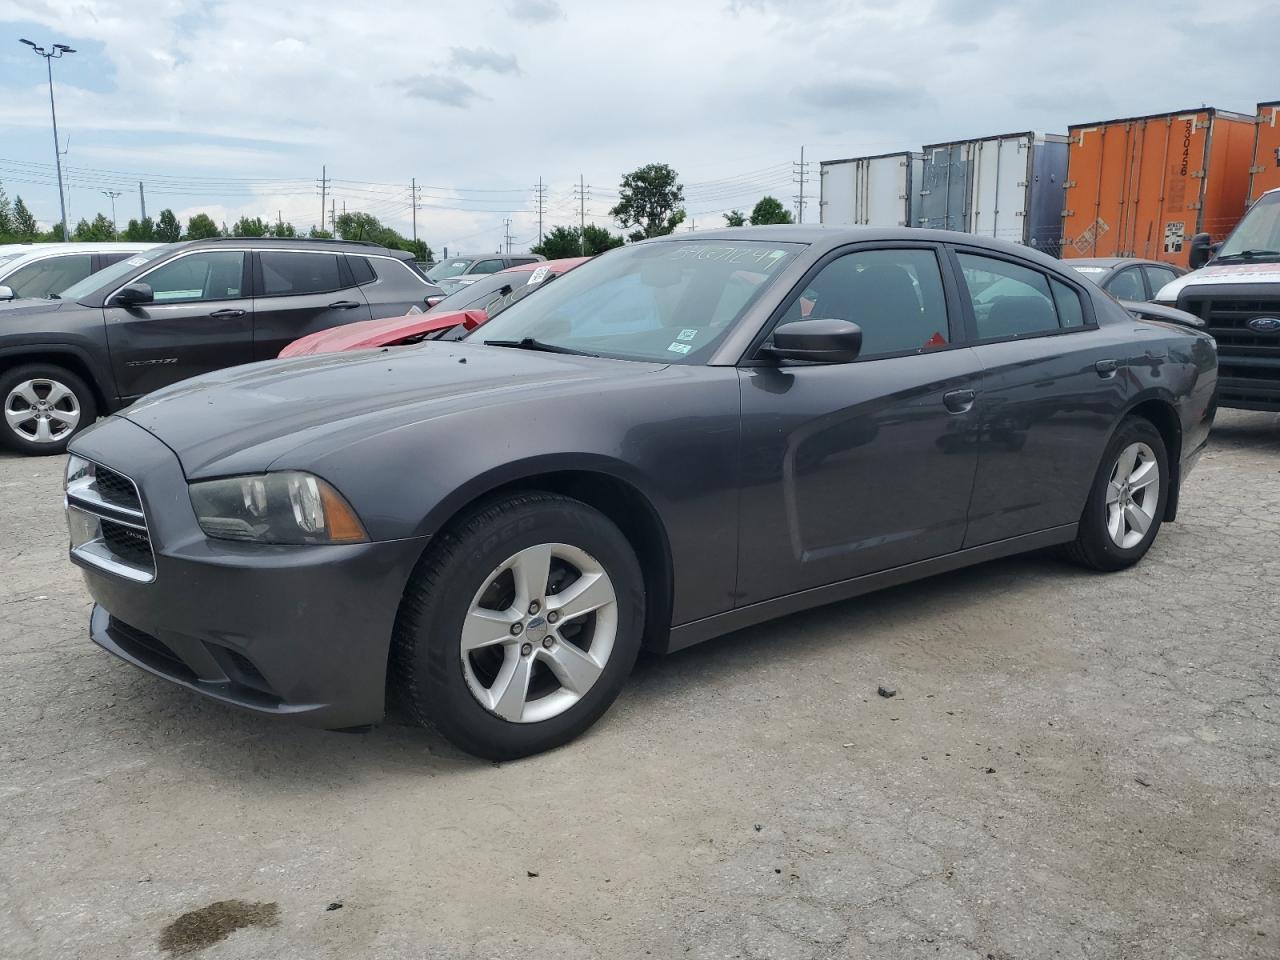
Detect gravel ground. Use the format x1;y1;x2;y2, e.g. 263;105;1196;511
1;410;1277;960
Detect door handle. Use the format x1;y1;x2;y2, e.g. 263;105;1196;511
209;309;246;319
1095;359;1119;378
943;389;976;414
329;300;361;310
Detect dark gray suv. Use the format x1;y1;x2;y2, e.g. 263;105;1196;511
0;237;444;455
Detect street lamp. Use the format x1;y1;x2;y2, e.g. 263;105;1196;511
102;190;121;238
19;39;76;242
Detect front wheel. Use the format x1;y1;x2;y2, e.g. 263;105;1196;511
1063;417;1169;571
392;492;645;760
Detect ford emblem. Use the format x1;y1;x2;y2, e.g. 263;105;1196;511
1247;316;1280;333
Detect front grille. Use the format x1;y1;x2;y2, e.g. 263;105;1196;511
66;461;156;582
106;617;196;682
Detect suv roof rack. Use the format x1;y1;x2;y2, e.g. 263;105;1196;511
195;236;387;248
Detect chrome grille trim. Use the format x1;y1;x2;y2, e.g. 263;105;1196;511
66;459;156;583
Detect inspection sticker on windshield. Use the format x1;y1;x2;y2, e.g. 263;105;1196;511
667;341;692;355
406;305;423;315
527;266;550;285
676;328;698;341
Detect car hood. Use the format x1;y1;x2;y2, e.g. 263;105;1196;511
1156;261;1280;301
117;341;664;478
278;309;485;357
0;297;70;318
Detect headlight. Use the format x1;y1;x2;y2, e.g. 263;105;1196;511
65;454;92;489
189;472;368;545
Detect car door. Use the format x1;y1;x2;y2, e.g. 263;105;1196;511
104;249;253;400
951;246;1130;546
251;250;373;359
735;243;983;604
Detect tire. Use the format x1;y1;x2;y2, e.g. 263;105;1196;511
0;364;98;456
1063;417;1169;572
391;492;645;760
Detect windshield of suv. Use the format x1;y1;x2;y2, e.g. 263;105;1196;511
1216;192;1280;262
426;258;476;282
58;244;179;301
467;240;802;363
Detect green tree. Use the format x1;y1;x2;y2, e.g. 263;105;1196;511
184;213;221;240
154;209;182;242
610;163;686;242
123;217;156;242
531;225;583;259
267;220;296;238
582;224;625;255
10;196;38;240
749;196;794;225
73;214;116;241
0;183;12;238
723;209;747;227
308;225;334;239
231;215;269;237
335;210;431;261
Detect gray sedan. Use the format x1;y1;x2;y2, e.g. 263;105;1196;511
65;227;1217;759
1065;257;1186;301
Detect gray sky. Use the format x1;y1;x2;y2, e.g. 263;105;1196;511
1;0;1276;253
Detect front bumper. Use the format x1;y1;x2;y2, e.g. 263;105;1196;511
69;416;429;729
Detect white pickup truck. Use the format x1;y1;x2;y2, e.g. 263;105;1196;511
1154;187;1280;411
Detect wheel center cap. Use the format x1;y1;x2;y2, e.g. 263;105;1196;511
526;615;549;642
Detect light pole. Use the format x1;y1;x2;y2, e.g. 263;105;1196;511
19;39;75;241
102;190;121;237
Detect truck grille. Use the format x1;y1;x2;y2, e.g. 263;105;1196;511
1181;294;1280;407
65;460;156;582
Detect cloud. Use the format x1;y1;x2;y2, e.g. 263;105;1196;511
507;0;564;22
794;76;930;113
448;46;520;75
401;73;483;108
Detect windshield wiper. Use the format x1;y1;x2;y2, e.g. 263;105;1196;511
482;337;597;357
1214;249;1280;263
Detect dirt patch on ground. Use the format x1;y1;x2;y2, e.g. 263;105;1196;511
158;900;279;956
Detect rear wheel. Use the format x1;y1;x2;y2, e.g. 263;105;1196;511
1063;417;1169;571
0;364;97;456
392;492;645;760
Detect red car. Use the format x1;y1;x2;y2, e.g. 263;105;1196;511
279;257;589;358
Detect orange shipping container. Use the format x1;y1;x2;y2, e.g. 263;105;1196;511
1250;100;1280;202
1061;107;1256;268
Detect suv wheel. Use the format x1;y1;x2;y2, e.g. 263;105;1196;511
0;364;97;456
1063;417;1169;571
392;492;645;760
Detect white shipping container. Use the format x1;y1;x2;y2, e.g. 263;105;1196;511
819;152;923;227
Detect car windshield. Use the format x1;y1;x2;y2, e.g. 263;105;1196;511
467;240;802;363
58;244;178;301
426;258;475;282
1216;192;1280;262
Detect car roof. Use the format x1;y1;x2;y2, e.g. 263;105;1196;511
652;224;1068;269
1065;257;1177;269
179;236;399;254
0;242;160;269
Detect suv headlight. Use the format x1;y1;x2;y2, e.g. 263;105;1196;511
189;472;368;545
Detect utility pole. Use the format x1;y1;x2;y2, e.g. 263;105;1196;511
793;146;811;224
573;175;590;255
138;181;146;220
20;39;75;241
316;165;329;235
331;199;337;238
410;178;422;244
534;177;547;245
101;190;121;236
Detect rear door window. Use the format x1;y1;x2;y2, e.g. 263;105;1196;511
957;253;1062;339
469;259;505;275
260;251;345;296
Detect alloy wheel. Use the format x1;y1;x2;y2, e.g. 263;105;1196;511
4;378;81;445
1106;441;1159;549
460;542;618;723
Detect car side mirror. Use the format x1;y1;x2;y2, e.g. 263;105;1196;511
1188;233;1214;269
764;318;863;363
113;282;154;307
0;285;13;301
